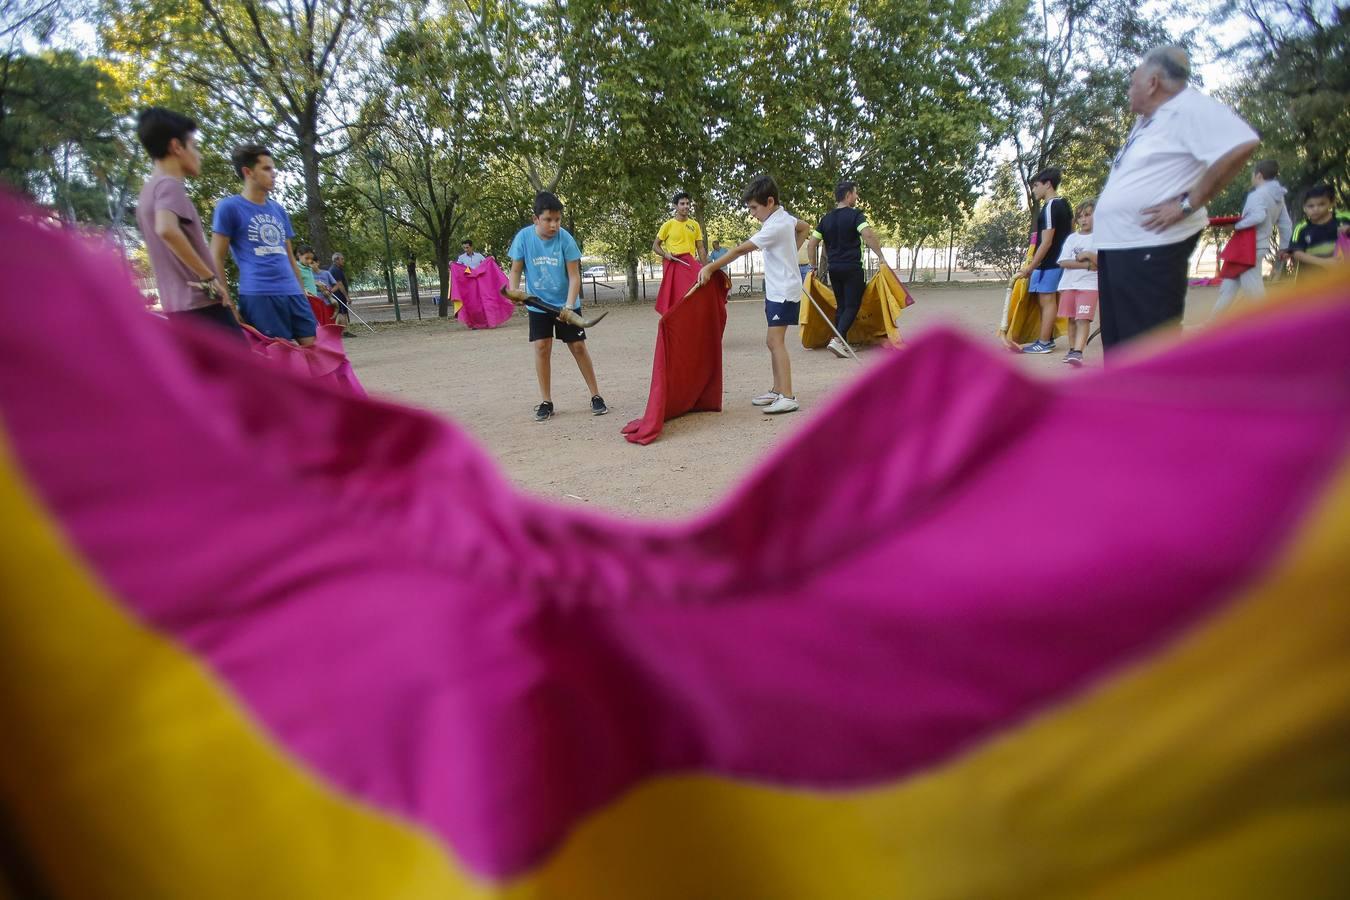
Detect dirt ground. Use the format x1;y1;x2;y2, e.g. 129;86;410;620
345;282;1223;520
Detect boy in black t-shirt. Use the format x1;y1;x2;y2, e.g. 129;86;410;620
1016;167;1073;354
805;180;893;358
1287;184;1350;276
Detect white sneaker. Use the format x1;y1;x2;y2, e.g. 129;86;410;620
762;395;799;414
751;390;781;406
827;337;848;358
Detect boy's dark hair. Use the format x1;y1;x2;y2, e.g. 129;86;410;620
461;238;473;246
1032;168;1062;189
296;244;314;257
835;180;857;202
1253;159;1279;180
741;174;780;206
533;191;564;216
137;107;197;160
1304;183;1335;203
672;191;690;205
231;144;272;179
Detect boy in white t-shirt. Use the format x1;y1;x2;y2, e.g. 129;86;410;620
1054;200;1098;366
697;174;811;414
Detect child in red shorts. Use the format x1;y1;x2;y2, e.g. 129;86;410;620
1055;200;1098;366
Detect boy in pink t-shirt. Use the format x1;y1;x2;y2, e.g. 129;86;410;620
134;107;240;336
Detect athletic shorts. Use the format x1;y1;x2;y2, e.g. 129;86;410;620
527;309;586;343
238;293;317;340
765;299;800;326
1029;267;1064;293
1058;289;1098;320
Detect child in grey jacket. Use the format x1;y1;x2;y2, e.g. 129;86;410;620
1213;159;1293;315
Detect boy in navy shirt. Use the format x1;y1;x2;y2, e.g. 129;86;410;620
211;144;315;344
1016;167;1073;354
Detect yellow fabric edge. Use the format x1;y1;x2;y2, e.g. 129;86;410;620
3;439;1349;897
0;441;488;899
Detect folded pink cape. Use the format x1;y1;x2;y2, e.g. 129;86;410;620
3;196;1349;889
654;253;700;316
450;257;513;329
242;322;366;396
622;272;729;444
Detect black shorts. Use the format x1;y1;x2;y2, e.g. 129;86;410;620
527;309;587;343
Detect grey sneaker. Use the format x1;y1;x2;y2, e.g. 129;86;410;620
762;395;800;414
591;395;609;415
1064;349;1084;366
751;390;782;406
827;337;848;358
534;401;554;422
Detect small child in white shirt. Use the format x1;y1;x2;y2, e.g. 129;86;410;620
1055;200;1099;366
697;174;811;414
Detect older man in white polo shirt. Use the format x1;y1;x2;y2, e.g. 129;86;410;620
1095;46;1259;352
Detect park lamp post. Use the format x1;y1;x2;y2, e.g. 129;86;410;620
366;148;402;322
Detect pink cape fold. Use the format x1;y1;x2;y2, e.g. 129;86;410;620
2;197;1349;878
243;323;366;396
654;253;699;316
451;257;514;329
622;273;729;444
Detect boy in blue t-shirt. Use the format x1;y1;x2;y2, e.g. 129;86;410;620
210;144;316;344
508;191;607;422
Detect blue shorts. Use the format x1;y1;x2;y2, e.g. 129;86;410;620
1029;267;1064;293
765;299;800;326
239;293;318;340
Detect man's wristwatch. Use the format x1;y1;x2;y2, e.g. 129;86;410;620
1178;192;1194;215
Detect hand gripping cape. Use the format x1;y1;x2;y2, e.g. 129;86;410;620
653;252;700;316
3;197;1349;898
799;268;914;349
622;272;729;444
450;257;515;329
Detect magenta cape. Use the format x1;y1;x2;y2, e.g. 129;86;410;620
242;322;366;396
622;273;729;444
653;253;699;316
2;197;1349;888
450;256;513;328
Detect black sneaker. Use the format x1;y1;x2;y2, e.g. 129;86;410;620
534;401;554;422
591;395;609;416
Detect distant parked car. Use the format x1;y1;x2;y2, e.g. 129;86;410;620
582;265;610;279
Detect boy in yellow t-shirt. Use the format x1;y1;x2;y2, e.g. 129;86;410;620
652;191;708;264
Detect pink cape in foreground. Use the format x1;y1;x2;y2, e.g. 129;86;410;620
1;196;1348;887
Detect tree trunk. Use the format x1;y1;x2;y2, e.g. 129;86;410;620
626;256;639;303
298;123;331;262
908;238;927;281
407;255;421;320
436;233;452;318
